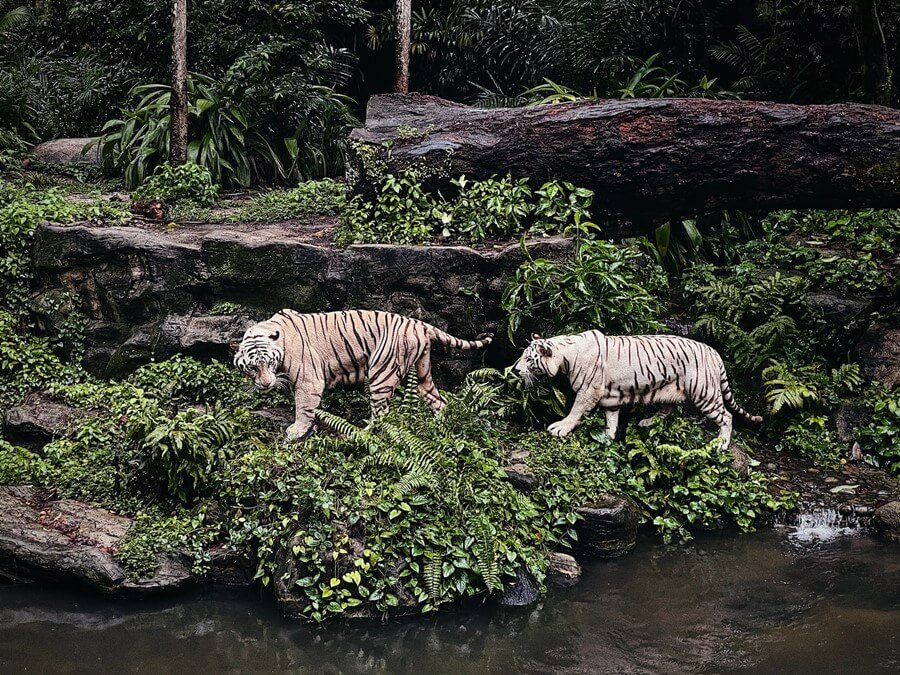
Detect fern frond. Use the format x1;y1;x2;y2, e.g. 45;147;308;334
424;551;442;601
472;521;501;593
762;361;819;413
314;409;375;445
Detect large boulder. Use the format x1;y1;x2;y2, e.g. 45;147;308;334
0;486;192;595
3;393;90;451
32;220;573;383
30;138;101;167
871;501;900;542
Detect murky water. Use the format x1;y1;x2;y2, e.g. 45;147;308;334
1;528;897;674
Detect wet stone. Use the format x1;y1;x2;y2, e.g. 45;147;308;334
547;552;581;588
0;486;192;595
871;501;900;542
498;567;541;607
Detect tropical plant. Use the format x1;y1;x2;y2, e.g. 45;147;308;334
125;398;246;503
95;74;283;188
502;230;666;341
446;174;533;240
858;384;900;475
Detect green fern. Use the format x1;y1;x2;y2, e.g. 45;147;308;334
314;409;375;445
830;363;862;394
762;361;819;413
424;550;443;601
471;520;502;593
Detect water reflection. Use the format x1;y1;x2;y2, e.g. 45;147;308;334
1;530;897;674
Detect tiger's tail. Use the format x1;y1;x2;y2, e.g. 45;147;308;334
720;365;763;423
429;327;493;351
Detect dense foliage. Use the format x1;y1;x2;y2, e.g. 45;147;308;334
1;169;898;620
338;171;593;244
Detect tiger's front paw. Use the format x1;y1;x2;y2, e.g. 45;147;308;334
547;420;574;437
286;422;315;441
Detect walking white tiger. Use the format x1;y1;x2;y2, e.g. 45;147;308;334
234;309;492;440
512;330;762;448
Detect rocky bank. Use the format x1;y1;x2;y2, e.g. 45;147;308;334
32;219;573;383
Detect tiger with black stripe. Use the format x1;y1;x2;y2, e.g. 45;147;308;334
234;309;493;440
512;331;762;448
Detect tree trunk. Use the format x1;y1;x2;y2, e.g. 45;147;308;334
393;0;411;93
348;94;900;228
169;0;189;165
853;0;892;106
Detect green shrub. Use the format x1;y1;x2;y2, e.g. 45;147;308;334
858;385;900;475
0;311;83;411
619;415;793;541
225;387;554;620
96;75;281;188
502;234;666;340
764;209;900;253
775;416;843;468
525;413;794;544
682;264;823;377
746;239;887;293
0;182;127;312
126;355;254;408
132;162;219;206
125;399;248;503
40;428;122;506
762;361;861;415
235;179;345;221
340;171;437;245
113;511;197;579
0;441;43;484
338;173;595;245
446;174;532;240
532;180;594;234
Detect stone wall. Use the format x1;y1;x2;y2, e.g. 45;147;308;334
31;221;573;383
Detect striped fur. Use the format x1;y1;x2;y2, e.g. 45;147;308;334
512;330;762;448
234;309;492;439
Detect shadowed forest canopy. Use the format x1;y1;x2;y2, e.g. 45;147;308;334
1;2;899;185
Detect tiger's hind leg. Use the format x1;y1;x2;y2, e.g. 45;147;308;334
415;348;446;412
696;397;733;450
368;366;403;417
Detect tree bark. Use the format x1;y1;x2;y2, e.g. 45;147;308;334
169;0;189;165
393;0;411;93
348;94;900;227
853;0;892;106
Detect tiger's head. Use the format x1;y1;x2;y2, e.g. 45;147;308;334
233;321;285;390
512;334;561;386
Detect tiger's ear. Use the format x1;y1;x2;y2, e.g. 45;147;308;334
228;342;240;354
538;343;553;358
531;333;542;342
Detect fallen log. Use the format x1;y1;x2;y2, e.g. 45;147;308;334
348;94;900;228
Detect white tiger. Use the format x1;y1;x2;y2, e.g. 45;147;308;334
512;331;762;448
234;309;492;440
